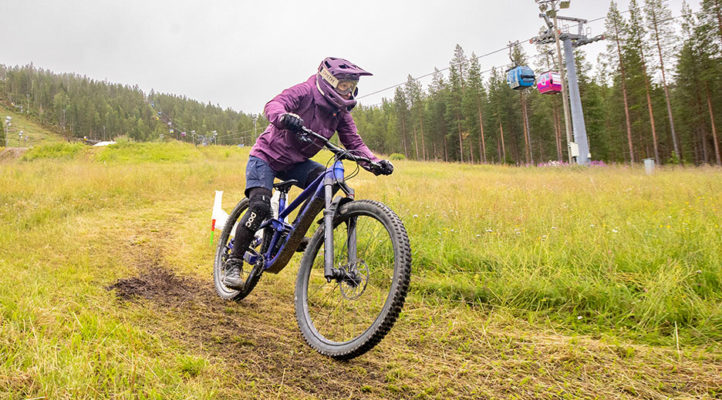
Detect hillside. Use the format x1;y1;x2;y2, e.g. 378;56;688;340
0;64;266;147
0;102;66;147
1;144;720;398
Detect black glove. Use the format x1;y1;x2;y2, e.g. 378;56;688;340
379;160;394;175
371;160;394;176
279;112;303;132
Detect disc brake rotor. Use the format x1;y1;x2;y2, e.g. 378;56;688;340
339;261;369;300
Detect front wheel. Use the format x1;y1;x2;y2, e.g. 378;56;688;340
294;200;412;359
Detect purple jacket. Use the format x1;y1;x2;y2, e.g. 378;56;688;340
250;75;380;172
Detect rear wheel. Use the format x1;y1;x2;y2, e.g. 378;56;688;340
294;200;411;359
213;199;263;301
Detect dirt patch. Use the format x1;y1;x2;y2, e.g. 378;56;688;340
0;147;28;162
107;264;199;304
107;261;386;399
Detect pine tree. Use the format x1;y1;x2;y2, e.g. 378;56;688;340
488;67;513;163
645;0;681;161
606;1;636;163
429;67;449;161
464;54;488;163
393;87;410;158
698;0;722;164
446;44;468;162
701;0;722;45
627;0;662;163
404;75;427;160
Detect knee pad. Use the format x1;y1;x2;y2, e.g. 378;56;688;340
241;188;271;232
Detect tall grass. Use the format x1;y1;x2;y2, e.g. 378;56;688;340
1;142;720;396
363;162;722;344
5;143;721;345
0;158;237;398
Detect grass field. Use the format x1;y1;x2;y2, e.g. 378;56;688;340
1;141;720;399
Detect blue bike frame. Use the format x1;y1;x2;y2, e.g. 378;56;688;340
242;159;352;277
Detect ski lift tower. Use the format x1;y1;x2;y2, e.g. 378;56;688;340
533;1;603;165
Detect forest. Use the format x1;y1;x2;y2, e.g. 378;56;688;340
352;0;721;166
1;0;720;165
0;68;266;148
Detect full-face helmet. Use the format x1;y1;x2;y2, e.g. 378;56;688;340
316;57;372;111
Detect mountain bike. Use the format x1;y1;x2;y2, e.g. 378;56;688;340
213;127;412;359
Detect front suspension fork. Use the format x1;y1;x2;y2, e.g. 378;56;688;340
323;194;358;282
323;182;336;281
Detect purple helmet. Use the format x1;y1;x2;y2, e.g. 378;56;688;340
316;57;372;111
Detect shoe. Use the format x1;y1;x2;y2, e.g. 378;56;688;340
296;237;311;253
223;257;244;289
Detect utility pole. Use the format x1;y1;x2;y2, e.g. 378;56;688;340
554;11;573;163
533;1;603;165
537;0;572;163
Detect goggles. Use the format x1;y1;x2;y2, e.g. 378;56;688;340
335;80;358;95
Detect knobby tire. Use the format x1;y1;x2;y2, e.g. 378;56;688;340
294;199;412;359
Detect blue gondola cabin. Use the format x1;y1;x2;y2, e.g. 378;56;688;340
537;71;562;94
507;66;535;90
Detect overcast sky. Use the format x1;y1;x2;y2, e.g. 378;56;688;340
0;0;698;114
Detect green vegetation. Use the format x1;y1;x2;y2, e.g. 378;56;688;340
21;142;86;160
0;112;5;147
0;68;265;146
1;143;719;398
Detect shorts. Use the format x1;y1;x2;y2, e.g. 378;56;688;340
245;156;325;196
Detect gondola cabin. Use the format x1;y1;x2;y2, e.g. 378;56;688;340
537;71;562;94
507;66;535;90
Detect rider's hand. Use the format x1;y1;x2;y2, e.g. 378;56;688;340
379;160;394;175
370;160;394;176
279;112;303;132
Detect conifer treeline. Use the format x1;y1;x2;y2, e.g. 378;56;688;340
0;64;266;146
353;0;721;165
0;0;718;165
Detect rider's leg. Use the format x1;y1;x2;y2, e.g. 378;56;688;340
277;160;326;252
277;159;326;190
224;157;275;289
224;187;271;288
230;187;272;259
303;165;326;188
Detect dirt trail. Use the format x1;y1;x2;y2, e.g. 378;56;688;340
108;254;388;399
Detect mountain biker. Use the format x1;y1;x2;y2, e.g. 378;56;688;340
224;57;394;289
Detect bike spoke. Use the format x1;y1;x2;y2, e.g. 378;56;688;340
304;212;397;343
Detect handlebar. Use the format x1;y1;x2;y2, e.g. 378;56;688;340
298;126;379;168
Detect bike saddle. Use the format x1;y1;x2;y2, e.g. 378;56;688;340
273;179;298;193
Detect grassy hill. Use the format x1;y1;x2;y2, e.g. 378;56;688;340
0;102;67;148
1;143;720;398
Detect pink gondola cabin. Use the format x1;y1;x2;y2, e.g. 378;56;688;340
537;71;562;94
